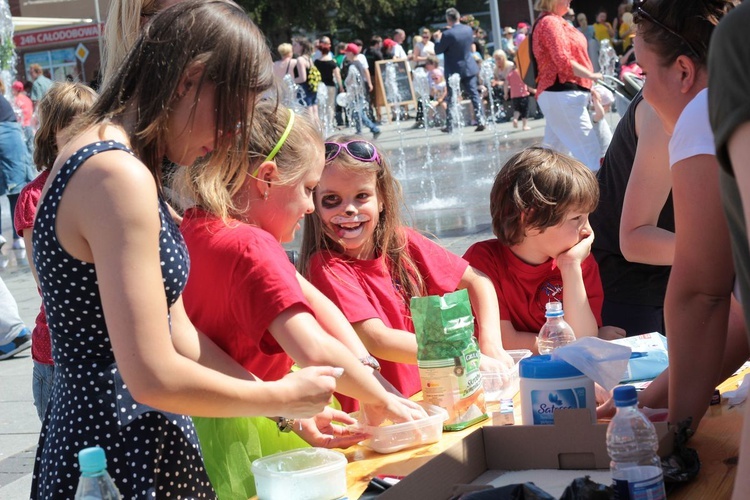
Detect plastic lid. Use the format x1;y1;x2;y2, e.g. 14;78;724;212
519;355;584;379
78;446;107;474
545;302;564;317
613;385;638;407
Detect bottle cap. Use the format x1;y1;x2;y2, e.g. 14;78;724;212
613;385;638;407
544;302;564;317
78;446;107;474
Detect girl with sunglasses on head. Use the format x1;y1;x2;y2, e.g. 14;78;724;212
178;102;426;499
626;0;738;432
299;135;514;411
31;2;345;498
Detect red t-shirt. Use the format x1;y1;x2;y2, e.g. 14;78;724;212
307;227;468;410
14;93;33;127
533;13;594;96
181;208;313;381
14;170;53;365
463;239;603;334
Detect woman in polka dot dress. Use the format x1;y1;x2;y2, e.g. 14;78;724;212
30;2;342;498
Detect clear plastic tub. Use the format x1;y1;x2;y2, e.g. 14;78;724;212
481;349;532;402
251;447;347;500
350;402;448;454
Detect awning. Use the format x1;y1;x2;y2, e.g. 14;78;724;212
12;16;93;33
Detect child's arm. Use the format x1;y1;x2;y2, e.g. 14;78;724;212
457;266;514;368
555;230;599;339
591;89;605;123
296;272;371;358
353;319;419;364
498;320;539;352
23;229;40;288
268;306;426;423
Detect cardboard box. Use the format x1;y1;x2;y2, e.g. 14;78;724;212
378;409;673;500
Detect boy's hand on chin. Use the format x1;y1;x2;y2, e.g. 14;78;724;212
556;231;595;268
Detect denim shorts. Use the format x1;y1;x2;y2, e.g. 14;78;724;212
32;361;55;421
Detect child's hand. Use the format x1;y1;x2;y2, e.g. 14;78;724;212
360;393;428;426
294;407;369;449
480;351;514;373
555;228;595;268
598;325;626;340
274;366;341;419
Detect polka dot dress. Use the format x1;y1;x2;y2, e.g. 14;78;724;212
30;142;216;499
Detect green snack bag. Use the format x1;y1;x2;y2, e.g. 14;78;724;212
411;289;488;431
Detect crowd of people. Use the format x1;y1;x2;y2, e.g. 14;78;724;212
2;0;750;498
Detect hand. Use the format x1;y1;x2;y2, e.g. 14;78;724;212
555;226;594;269
367;82;373;92
273;366;342;419
360;393;428;426
591;72;603;82
594;382;612;406
596;394;616;420
598;325;626;340
294;407;369;449
480;350;515;373
433;30;442;41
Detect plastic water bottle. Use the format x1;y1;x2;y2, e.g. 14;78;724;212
606;385;666;500
74;446;122;500
537;302;576;354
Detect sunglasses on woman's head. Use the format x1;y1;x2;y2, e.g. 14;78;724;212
633;0;701;59
324;140;382;165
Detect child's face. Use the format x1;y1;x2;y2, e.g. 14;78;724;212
261;147;325;243
528;210;591;259
316;161;382;260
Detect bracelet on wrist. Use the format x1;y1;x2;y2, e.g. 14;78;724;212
359;355;381;372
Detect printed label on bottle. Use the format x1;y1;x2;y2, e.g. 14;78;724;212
529;387;587;425
613;466;666;500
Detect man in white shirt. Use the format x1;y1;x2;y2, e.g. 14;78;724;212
392;29;408;59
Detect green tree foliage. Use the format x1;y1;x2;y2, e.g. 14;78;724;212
236;0;455;51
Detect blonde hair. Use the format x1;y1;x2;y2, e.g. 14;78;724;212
534;0;558;13
102;0;158;90
278;43;293;58
490;147;599;246
299;134;427;301
80;0;273;220
34;83;97;171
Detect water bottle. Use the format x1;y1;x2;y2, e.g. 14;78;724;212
74;446;122;500
537;302;576;355
606;385;666;500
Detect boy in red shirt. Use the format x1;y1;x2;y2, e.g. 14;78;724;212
464;147;624;352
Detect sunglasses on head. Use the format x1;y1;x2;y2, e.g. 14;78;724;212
633;0;701;59
324;140;382;165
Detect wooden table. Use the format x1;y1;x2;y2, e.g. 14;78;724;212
342;368;750;499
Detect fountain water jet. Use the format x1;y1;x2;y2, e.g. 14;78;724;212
384;62;407;173
316;84;335;138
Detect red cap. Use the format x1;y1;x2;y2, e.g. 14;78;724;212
517;22;528;29
345;43;360;55
11;81;23;91
383;38;397;49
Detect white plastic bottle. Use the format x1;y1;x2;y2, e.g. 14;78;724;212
537;302;576;355
74;446;122;500
606;385;666;500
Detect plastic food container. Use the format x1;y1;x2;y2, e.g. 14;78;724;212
251;448;347;500
481;349;532;401
350;402;448;454
519;354;596;425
